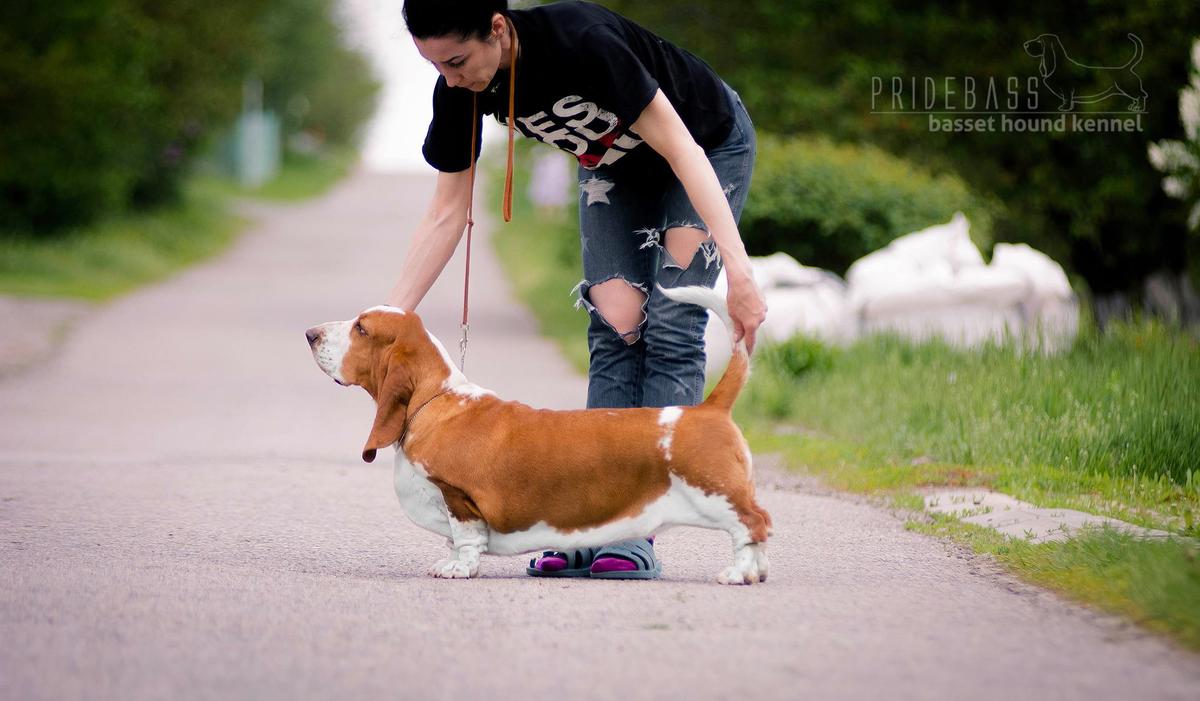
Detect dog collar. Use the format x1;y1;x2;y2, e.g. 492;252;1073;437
398;389;452;448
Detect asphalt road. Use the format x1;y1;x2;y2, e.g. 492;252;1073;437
2;171;1198;700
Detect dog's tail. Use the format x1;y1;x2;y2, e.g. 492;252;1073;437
656;284;749;413
1124;33;1143;69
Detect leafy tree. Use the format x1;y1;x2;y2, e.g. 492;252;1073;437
255;0;379;147
0;0;377;235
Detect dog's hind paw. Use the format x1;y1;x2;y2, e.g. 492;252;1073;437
716;544;767;585
716;565;759;585
428;558;477;579
754;545;770;583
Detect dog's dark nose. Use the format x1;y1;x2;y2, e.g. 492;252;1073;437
305;327;321;346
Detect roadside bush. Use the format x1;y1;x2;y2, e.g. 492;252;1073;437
759;335;837;379
747;335;839;419
741;135;998;273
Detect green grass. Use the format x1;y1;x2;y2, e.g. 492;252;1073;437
486;148;1200;648
204;147;357;202
909;517;1200;649
0;148;354;301
0;178;241;301
740;331;1200;649
739;330;1200;536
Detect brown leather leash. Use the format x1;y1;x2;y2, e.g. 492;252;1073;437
460;23;518;371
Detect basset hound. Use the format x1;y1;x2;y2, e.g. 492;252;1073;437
306;285;771;584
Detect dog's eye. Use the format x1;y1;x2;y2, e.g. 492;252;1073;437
355;322;368;336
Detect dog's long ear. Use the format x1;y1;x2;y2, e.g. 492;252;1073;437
1041;36;1056;76
362;347;415;463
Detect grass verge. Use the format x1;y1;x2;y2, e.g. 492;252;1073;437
910;517;1200;649
204;147;357;202
740;331;1200;649
738;330;1200;535
487;149;1200;649
0;178;240;301
0;149;353;301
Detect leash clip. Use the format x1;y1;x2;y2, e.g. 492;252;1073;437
458;322;470;371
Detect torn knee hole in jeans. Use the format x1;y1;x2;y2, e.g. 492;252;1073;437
636;224;717;271
662;225;721;271
572;276;648;345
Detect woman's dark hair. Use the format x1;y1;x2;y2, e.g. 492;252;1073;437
403;0;509;41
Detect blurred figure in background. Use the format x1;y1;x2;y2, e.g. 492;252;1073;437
528;151;571;218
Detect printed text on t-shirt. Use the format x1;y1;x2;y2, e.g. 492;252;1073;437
517;96;644;169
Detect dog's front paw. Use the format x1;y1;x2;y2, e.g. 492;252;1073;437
428;558;477;579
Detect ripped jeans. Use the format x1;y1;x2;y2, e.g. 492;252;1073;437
574;84;756;410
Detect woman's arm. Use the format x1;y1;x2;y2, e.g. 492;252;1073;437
630;90;767;351
386;169;474;310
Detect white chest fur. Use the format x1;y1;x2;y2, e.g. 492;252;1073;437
393;449;452;539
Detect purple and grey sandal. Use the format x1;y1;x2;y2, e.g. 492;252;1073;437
526;547;599;578
524;539;661;579
589;538;661;579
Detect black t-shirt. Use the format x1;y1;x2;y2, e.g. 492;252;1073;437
421;1;734;173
